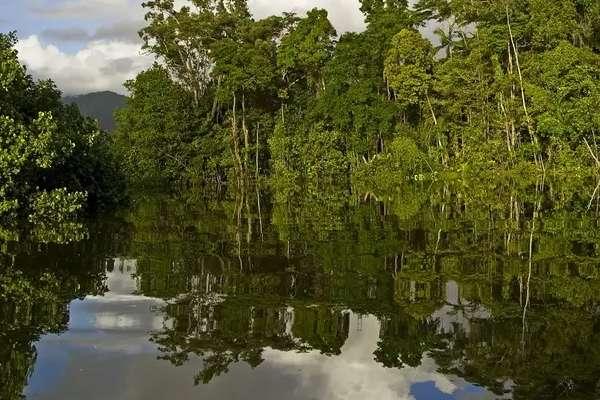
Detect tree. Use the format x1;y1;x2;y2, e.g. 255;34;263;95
528;0;578;50
384;29;436;124
277;8;337;96
526;42;600;161
212;15;286;182
114;65;207;185
0;32;123;224
358;0;414;88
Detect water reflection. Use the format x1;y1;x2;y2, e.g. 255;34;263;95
245;314;493;400
3;179;600;399
68;262;167;333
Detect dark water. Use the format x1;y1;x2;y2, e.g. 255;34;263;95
4;180;600;400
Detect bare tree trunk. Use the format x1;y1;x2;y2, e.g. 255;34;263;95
587;179;600;211
507;41;517;151
499;93;512;153
584;137;600;168
426;92;438;126
255;122;260;180
507;10;531;126
427;92;445;165
231;93;243;187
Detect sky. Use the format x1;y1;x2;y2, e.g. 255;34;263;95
0;0;368;95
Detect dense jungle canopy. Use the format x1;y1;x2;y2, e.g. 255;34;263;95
112;0;600;190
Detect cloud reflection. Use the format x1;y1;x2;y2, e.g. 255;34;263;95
263;314;460;400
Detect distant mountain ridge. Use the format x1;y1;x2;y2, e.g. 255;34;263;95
63;91;127;132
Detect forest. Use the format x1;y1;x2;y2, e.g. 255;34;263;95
113;0;600;192
0;0;599;221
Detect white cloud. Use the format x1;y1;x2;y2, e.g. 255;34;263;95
250;0;365;33
15;35;153;95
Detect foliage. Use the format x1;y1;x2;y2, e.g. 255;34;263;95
277;8;336;95
269;122;350;186
384;29;434;110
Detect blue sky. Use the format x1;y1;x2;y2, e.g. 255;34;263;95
0;0;148;52
0;1;368;95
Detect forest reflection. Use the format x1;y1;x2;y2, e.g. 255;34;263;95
3;178;600;399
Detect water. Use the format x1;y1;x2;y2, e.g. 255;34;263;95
3;180;600;399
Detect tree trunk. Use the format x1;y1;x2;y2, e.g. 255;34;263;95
231;92;243;187
427;93;447;167
426;92;438;126
507;6;543;170
584;137;600;168
209;76;221;122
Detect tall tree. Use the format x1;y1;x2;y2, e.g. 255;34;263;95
384;29;435;123
277;8;337;96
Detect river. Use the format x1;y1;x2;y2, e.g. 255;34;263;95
4;180;600;399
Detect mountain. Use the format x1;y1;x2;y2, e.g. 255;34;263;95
63;91;127;132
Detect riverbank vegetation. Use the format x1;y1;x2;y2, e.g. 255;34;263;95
113;0;600;190
1;0;599;227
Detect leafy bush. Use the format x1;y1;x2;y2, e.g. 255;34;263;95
270;122;350;186
28;189;86;224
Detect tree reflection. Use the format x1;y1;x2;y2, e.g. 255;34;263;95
0;220;123;399
121;178;600;398
4;177;600;399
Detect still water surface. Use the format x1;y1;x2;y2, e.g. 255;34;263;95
4;181;600;399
